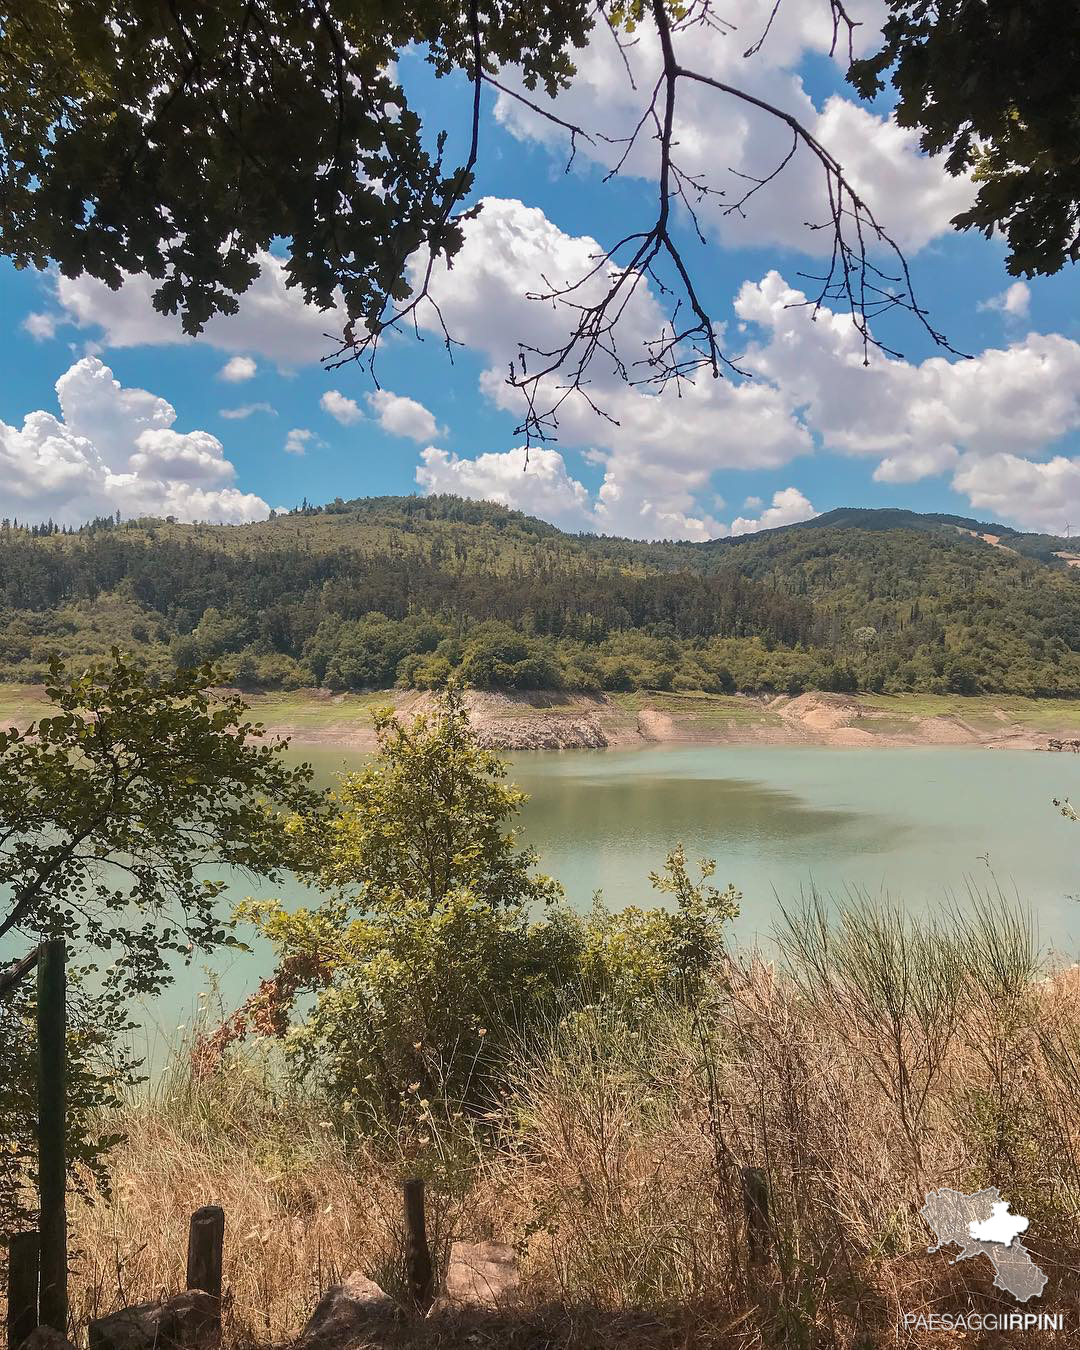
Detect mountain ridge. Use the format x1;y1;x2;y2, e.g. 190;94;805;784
1;495;1078;697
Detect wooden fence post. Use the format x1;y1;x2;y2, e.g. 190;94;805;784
186;1205;225;1317
6;1231;40;1350
741;1166;771;1267
402;1179;433;1308
36;938;67;1333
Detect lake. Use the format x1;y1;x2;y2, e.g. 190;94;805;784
9;745;1080;1050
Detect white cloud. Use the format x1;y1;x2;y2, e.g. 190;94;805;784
51;250;347;366
415;442;815;541
320;389;364;425
219;402;276;420
219;355;257;382
952;453;1080;535
978;281;1031;318
417;446;593;529
284;427;316;456
0;357;270;525
493;0;971;256
23;312;57;341
415;198;1080;538
739;268;1080;502
366;389;442;442
742;495;763;511
729;487;818;535
418;197;811;539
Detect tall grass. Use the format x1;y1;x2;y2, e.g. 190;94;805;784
45;891;1080;1346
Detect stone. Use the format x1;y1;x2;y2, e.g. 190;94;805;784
297;1272;394;1349
159;1291;221;1348
88;1291;220;1350
430;1241;521;1314
88;1302;162;1350
17;1329;79;1350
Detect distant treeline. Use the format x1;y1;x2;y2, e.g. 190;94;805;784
1;494;1079;696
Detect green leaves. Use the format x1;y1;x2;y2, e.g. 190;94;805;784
240;691;740;1138
849;0;1080;277
0;648;324;996
0;0;595;336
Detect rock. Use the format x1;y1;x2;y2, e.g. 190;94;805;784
89;1303;163;1350
89;1292;220;1350
429;1241;521;1315
17;1329;78;1350
159;1291;221;1348
297;1272;394;1349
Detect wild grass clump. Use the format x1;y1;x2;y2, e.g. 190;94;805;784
45;888;1080;1349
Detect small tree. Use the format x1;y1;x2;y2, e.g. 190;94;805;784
0;650;323;1231
238;690;743;1133
240;688;573;1125
0;650;321;993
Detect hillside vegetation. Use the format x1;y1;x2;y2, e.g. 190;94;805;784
2;496;1080;696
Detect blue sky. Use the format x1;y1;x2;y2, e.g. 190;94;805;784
3;0;1079;540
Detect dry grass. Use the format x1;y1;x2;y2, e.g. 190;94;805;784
32;899;1080;1348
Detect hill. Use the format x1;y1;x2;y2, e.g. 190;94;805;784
2;495;1080;697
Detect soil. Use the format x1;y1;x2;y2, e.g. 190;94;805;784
252;688;1080;753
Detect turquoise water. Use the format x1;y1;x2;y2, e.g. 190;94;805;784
6;745;1080;1049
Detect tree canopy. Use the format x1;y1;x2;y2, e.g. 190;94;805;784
2;497;1080;697
0;650;322;994
851;0;1080;278
3;1;1076;442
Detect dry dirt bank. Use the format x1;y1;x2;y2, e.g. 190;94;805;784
5;684;1080;752
249;688;1080;753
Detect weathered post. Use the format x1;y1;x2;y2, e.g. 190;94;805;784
6;1231;40;1350
186;1205;226;1319
741;1165;771;1267
402;1179;433;1308
36;938;67;1333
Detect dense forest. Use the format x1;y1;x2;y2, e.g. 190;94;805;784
2;495;1080;696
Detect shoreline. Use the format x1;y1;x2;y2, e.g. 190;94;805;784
6;684;1079;753
213;686;1080;753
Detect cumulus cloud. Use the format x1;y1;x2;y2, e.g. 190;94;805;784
979;281;1031;319
417;446;593;528
320;389;364;425
729;487;818;535
411;197;1080;538
952;453;1080;536
415;443;814;540
284;427;317;455
219;402;276;420
733;270;1080;528
493;0;971;256
49;250;347;366
219;355;257;382
0;357;271;525
366;389;442;442
416;197;811;539
23;312;57;341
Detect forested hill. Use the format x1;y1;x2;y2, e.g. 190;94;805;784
2;495;1080;696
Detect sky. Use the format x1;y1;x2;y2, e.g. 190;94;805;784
2;0;1079;542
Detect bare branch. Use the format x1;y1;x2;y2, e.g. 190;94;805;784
325;0;959;458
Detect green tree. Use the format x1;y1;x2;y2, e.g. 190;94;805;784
0;650;322;1238
0;650;321;994
851;0;1080;276
240;688;572;1122
0;0;591;335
